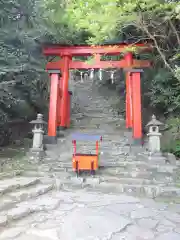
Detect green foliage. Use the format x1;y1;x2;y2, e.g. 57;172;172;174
42;0;92;44
64;0;179;44
0;0;54;144
162;117;180;157
163;139;180;158
150;69;180;114
0;0;77;123
0;0;91;145
0;0;179;150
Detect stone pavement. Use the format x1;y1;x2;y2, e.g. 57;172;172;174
0;189;180;239
0;78;180;239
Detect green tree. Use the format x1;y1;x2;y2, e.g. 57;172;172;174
44;0;180;155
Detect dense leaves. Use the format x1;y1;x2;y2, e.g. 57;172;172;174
1;0;180;153
44;0;180;112
0;0;70;144
0;0;47;123
43;0;180;154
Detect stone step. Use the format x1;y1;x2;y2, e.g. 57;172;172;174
50;160;178;176
62;167;175;184
0;183;53;212
98;175;173;185
23;171;52;178
61;177;180;199
46;165;179;190
89;183;180;199
0;177;40;196
85;107;112;110
7;183;54;203
0;170;23;180
98;167;175;180
99;160;178;172
66;166;176;181
79;121;121;126
83;114;114;118
67;142;128;148
0;192;60;227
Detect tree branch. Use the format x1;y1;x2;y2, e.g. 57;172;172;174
169;19;180;45
136;15;174;73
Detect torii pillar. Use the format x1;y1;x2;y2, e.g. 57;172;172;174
124;53;133;130
46;69;61;143
125;68;143;145
59;55;71;129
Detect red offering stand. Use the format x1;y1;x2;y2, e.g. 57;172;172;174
71;133;102;176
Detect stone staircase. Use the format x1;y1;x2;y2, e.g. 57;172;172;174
0;79;180;239
0;76;179;239
43;78;180;202
0;171;54;228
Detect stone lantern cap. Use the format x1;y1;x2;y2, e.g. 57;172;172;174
30;114;47;125
146;115;163;127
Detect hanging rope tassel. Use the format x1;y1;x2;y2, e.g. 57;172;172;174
90;69;94;80
70;70;74;81
111;71;114;84
84;72;88;82
99;68;102;81
80;72;83;83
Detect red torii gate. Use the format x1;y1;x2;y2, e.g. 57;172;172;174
43;43;151;144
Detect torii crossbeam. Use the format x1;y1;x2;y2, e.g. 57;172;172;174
43;43;152;144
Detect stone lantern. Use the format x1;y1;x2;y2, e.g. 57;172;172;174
146;115;163;153
30;113;46;153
